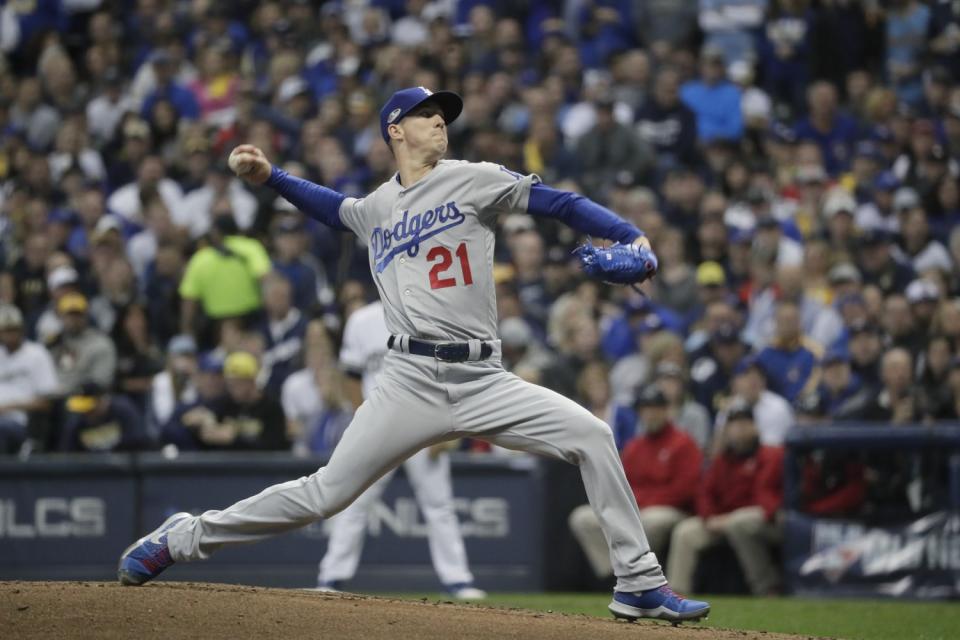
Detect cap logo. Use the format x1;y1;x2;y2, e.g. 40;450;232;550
387;107;402;123
418;86;433;96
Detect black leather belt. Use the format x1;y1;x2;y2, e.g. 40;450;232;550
387;335;493;362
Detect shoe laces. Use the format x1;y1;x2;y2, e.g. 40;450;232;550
659;585;687;601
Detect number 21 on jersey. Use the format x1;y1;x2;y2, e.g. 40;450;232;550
428;242;473;289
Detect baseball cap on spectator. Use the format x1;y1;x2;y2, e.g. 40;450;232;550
634;385;668;408
47;266;79;291
726;396;754;422
48;208;74;225
871;125;895;144
499;317;533;349
742;92;772;122
492;263;515;284
728;226;754;244
379;87;463;144
275;217;305;234
696;261;726;287
848;319;880;336
796;165;827;185
93;215;122;243
0;303;23;330
224;351;259;379
905;279;940;304
822;189;857;219
122;118;150;140
893;187;920;212
502;213;535;235
828;263;861;285
638;314;664;334
623;296;651;315
768;122;797;144
734;355;765;377
168;334;198;355
858;228;890;248
278;76;311;104
873;171;899;192
795;392;827;418
853;140;882;163
701;43;725;61
821;347;850;366
57;292;88;315
198;352;224;374
655;362;684;379
66;382;106;414
149;49;175;66
712;323;742;344
926;145;948;164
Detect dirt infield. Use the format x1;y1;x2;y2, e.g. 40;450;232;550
2;581;810;640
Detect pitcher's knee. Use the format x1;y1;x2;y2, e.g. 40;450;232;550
574;417;617;454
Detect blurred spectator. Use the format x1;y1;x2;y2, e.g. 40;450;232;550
846;347;922;423
756;301;820;403
654;361;711;451
149;334;198;433
856;229;916;296
162;351;226;450
59;383;144;453
576;361;634;451
680;45;743;143
569;386;702;578
140;49;200;122
181;161;258;238
846;319;884;389
178;217;271;345
698;0;766;64
575;94;653;201
0;231;51;325
270;215;330;313
107;155;184;226
689;322;750;418
0;304;58;454
719;356;794;446
281;321;351;456
794;392;868;517
258;271;307;395
48;293;117;395
635;66;698;170
815;348;870;419
885;0;930;107
668;399;783;596
794;81;859;176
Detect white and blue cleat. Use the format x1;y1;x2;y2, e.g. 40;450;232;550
608;585;710;625
117;512;191;586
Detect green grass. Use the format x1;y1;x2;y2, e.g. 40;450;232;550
383;592;960;640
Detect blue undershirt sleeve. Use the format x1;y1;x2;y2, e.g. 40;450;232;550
266;166;350;232
526;183;643;244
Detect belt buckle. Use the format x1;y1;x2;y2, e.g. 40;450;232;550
434;343;457;362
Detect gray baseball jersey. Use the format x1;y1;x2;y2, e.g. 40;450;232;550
162;159;666;595
339;160;538;341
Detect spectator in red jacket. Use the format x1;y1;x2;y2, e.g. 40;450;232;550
795;392;867;517
667;398;784;595
568;386;702;577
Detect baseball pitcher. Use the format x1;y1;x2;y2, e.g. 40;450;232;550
118;87;710;624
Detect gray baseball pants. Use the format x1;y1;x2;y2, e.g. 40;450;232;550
165;345;666;593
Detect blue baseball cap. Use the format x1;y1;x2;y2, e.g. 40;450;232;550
379;87;463;144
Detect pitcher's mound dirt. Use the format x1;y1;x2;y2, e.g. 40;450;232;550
3;581;808;640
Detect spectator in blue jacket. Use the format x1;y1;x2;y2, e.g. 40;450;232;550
793;81;860;175
680;45;743;143
756;300;820;403
140;50;200;122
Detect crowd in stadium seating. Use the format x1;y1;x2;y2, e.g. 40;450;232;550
0;1;957;585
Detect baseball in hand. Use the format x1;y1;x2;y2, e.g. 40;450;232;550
228;145;272;185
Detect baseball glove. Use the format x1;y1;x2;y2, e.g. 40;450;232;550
572;241;658;286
